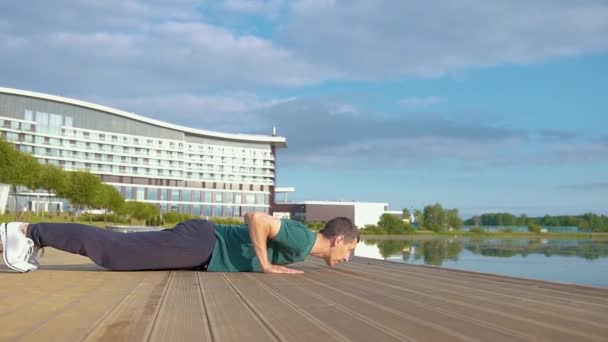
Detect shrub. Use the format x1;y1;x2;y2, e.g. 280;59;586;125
305;221;325;231
469;227;485;234
528;223;542;234
211;217;244;225
145;215;166;226
163;212;192;224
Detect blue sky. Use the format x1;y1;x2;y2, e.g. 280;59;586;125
1;0;607;218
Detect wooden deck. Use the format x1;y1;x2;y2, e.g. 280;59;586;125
1;248;607;341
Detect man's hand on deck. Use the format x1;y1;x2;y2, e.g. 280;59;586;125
263;265;304;274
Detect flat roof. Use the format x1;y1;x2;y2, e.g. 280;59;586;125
301;200;389;206
0;87;287;147
275;187;296;192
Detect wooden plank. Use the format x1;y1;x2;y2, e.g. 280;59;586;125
0;248;104;316
2;249;607;342
284;272;526;342
83;271;171;342
197;272;275;341
318;268;599;341
225;272;405;342
348;258;608;323
0;270;108;340
342;261;608;332
147;271;212;342
17;272;148;341
352;257;608;307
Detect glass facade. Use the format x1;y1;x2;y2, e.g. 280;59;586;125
0;90;282;217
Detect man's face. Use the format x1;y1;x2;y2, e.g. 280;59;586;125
325;235;358;266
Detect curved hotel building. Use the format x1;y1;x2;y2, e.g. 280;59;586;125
0;87;286;218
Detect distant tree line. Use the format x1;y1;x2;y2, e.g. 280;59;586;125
464;213;608;232
361;203;463;234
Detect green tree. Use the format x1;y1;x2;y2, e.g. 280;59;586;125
541;215;560;227
528;223;542;234
58;171;102;222
447;209;463;230
414;209;424;228
97;184;124;224
377;213;412;234
37;164;68;217
423;203;447;232
402;208;411;220
123;201;159;223
0;139;42;217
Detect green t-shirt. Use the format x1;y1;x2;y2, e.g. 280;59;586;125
207;219;317;272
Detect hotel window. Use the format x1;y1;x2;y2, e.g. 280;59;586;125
193;191;201;202
246;194;255;204
192;205;201;216
182;190;192;202
235;193;242;204
136;188;145;201
214;206;223;217
24;110;33;121
147;188;158;201
36;112;49;125
171;190;179;202
125;186;132;199
203;191;212;203
203;205;212;217
215;192;222;203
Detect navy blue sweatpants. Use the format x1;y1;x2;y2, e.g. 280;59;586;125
27;219;217;271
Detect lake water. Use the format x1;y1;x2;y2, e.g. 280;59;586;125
355;237;608;288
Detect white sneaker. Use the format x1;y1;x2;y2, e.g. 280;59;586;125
1;222;38;272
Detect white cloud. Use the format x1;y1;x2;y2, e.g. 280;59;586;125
399;96;445;109
0;1;335;96
89;92;295;133
219;0;285;16
280;0;608;78
329;104;358;116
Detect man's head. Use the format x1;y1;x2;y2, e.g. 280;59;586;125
318;217;360;266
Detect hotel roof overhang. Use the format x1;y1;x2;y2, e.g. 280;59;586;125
0;87;287;148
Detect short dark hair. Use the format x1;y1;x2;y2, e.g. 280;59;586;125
319;217;360;243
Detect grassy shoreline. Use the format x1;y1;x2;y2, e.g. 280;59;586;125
361;231;608;240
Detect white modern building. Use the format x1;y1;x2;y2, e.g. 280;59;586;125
273;200;392;228
0;87;286;217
